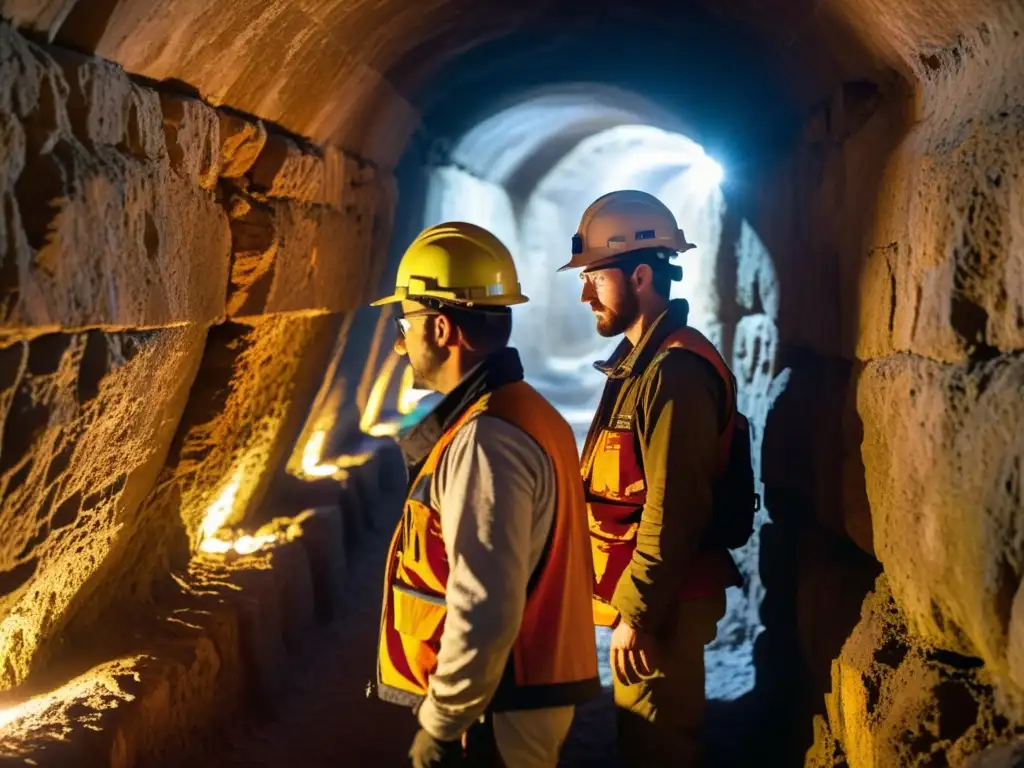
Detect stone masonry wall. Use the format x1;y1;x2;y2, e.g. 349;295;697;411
748;7;1024;765
0;20;394;694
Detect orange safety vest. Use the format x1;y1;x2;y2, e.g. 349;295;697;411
583;326;740;627
377;380;601;710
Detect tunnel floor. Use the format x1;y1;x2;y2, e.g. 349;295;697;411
176;509;619;768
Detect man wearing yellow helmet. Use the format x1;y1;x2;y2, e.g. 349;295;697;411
372;222;601;767
561;191;748;766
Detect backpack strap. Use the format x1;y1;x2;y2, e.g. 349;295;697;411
656;327;738;476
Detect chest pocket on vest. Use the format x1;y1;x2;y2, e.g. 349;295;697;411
401;475;436;570
589;429;646;503
403;500;435;568
392;583;446;644
397;478;447;595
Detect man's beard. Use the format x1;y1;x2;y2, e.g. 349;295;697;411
409;340;448;391
592;288;639;338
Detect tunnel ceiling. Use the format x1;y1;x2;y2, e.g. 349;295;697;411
399;9;812;167
444;85;692;188
3;0;1005;168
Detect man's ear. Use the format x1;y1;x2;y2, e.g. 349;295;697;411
433;313;454;347
632;263;654;292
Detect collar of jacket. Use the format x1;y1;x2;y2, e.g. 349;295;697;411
395;346;525;473
593;298;690;380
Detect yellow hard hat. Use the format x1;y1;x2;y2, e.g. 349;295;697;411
371;222;529;308
558;190;695;273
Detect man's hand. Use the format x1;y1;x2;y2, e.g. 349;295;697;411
409;728;463;768
609;620;658;686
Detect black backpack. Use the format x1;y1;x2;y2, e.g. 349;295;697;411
701;392;760;552
630;333;761;553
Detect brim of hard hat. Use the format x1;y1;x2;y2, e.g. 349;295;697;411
556;244;697;273
369;292;403;307
555;253;640;273
555;256;586;272
369;292;529;308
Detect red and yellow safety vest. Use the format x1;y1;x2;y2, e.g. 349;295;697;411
584;326;740;627
377;380;600;710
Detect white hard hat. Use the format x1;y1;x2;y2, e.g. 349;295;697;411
557;190;695;273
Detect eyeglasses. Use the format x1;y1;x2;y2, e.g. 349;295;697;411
394;309;439;338
580;270;611;288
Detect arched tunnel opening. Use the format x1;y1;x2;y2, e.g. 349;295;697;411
1;2;1023;767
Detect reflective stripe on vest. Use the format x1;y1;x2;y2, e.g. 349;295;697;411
377;380;601;710
583;326;738;628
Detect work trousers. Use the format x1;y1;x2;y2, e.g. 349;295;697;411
463;706;575;767
612;592;727;767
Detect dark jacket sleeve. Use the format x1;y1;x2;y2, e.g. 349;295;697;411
610;348;723;632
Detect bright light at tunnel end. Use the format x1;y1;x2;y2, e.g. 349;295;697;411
692;152;724;188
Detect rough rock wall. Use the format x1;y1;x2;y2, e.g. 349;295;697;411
807;575;1014;768
747;5;1024;765
855;12;1024;705
0;21;394;693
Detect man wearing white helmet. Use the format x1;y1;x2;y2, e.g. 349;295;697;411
372;222;601;767
560;191;752;765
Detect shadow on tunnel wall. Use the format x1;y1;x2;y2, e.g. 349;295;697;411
701;72;912;765
724;346;881;766
697;189;816;767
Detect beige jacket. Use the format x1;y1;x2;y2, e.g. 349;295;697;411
416;414;557;739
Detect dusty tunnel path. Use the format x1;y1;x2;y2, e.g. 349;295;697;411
178;504;619;768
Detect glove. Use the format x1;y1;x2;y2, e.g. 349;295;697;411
408;727;463;767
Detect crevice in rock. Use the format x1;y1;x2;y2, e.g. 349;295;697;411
50;489;82;530
120;97;146;160
163;323;253;470
888;262;897;334
81;473;125;512
15;526;48;560
54;0;124;57
34;483;58;522
0;339;27;390
0;194;22;320
76;330;108;403
0;558;38;597
874;636;910;669
13;144;69;253
927;648;986;671
934;680;981;742
143;212;160;261
864;671;883;715
222;186;278;318
0;383;50;477
949;292;989;347
44;441;74;484
4;458;32;499
26;332;70;374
